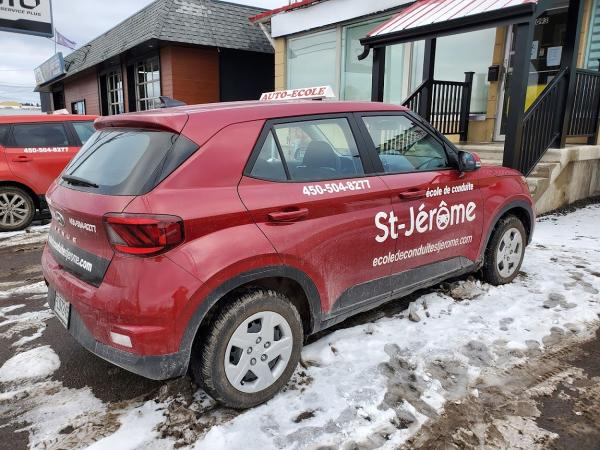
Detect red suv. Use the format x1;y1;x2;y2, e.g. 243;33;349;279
41;101;534;408
0;115;96;231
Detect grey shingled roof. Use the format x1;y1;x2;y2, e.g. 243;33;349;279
63;0;271;79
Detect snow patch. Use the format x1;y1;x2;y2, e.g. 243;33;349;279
0;346;60;382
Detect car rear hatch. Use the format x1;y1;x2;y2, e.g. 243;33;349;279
47;111;198;286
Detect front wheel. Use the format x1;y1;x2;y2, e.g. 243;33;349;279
481;215;526;285
0;186;35;232
191;289;303;409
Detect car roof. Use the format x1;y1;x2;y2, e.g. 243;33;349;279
0;115;97;125
95;101;408;135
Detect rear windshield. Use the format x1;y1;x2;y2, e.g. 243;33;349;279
62;129;198;195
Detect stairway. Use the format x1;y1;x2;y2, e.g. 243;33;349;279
456;143;562;202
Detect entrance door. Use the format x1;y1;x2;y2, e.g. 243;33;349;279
495;8;569;141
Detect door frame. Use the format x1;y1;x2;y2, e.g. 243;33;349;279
494;25;514;142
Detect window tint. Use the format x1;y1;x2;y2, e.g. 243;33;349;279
63;129;197;195
362;115;449;173
0;125;9;146
12;123;69;148
72;122;95;144
249;132;287;181
272;118;364;181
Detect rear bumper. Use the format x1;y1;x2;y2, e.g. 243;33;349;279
42;244;204;380
47;285;188;380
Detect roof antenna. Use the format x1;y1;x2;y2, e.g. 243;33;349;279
159;96;187;108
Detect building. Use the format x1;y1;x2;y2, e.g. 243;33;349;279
251;0;600;213
36;0;274;115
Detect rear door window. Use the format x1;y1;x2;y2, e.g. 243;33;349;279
63;129;197;195
249;117;365;182
72;121;96;145
11;123;69;148
249;132;287;181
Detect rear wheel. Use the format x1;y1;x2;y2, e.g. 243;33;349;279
191;289;303;409
0;186;35;232
481;215;526;285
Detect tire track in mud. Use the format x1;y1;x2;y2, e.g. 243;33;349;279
399;320;600;450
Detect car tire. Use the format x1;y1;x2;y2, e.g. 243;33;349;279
481;215;526;286
0;186;35;232
191;289;303;409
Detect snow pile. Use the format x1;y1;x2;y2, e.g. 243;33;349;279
0;346;60;382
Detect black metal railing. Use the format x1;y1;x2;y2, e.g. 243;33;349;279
568;68;600;138
518;68;568;176
402;72;474;142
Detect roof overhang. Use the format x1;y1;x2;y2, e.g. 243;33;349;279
360;0;538;53
249;0;325;24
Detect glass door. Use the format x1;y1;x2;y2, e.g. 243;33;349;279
495;8;568;141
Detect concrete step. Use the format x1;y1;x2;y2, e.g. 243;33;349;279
526;176;550;198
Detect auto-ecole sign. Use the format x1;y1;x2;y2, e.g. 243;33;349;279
0;0;53;38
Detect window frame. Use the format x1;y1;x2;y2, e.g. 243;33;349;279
135;56;161;112
353;111;460;176
244;113;377;183
106;69;125;115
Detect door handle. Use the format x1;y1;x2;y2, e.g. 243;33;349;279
268;208;309;223
399;190;426;200
12;155;33;163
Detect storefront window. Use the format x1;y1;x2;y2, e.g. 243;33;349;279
287;30;337;91
135;56;161;111
434;28;496;114
341;20;380;101
341;20;423;104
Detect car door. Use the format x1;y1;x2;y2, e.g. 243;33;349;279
356;112;483;293
238;114;395;316
5;121;78;194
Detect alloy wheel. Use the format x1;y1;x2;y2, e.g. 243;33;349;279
0;191;31;228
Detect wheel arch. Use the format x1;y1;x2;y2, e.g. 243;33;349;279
180;266;322;368
479;199;535;263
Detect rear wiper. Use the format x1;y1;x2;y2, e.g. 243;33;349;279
62;175;99;188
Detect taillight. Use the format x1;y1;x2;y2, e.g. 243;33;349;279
103;213;184;256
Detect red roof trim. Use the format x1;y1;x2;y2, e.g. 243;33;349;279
249;0;326;23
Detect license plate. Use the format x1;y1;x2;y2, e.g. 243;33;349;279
54;292;71;329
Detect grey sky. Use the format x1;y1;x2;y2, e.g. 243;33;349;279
0;0;285;104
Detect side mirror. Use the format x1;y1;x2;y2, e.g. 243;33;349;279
458;151;481;172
